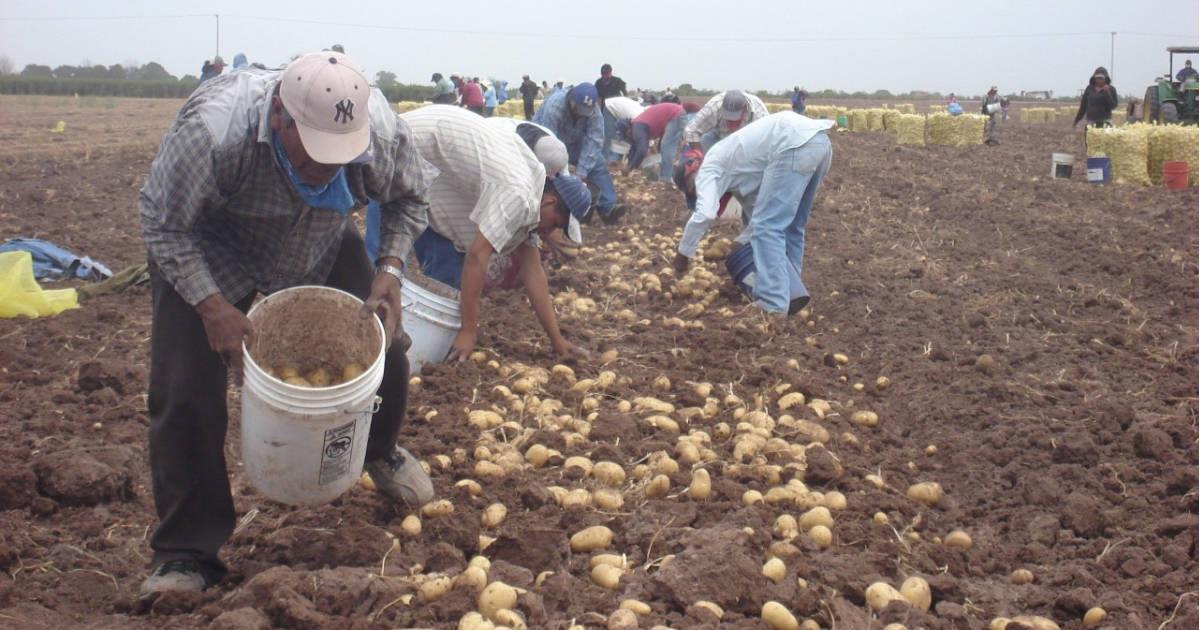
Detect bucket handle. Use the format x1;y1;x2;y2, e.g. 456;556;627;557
342;395;382;416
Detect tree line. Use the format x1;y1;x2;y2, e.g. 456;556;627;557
0;58;1063;102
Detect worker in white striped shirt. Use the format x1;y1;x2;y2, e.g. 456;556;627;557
399;106;592;360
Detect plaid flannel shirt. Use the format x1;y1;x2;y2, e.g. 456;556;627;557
139;70;430;306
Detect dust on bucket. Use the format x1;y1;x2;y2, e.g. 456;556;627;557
1051;153;1075;179
401;276;462;373
241;286;386;506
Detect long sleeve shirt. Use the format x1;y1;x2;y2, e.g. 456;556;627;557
462;82;485;107
684;91;771;144
1074;85;1119;125
533;90;606;174
139;69;430;306
401;106;545;256
678;112;834;257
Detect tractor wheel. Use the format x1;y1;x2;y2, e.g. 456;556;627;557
1143;86;1161;123
1160;102;1180;124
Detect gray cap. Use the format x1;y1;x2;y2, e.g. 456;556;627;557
212;55;225;66
721;90;748;120
533;135;569;176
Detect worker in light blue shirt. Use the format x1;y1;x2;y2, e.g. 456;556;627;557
672;112;833;315
483;82;498;117
534;83;626;224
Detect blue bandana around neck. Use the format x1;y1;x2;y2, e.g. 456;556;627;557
271;131;355;214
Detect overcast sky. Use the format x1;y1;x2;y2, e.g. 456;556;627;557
2;0;1197;97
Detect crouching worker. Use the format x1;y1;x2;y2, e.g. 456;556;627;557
672;112;833;315
138;52;434;594
617;101;686;181
400;106;592;360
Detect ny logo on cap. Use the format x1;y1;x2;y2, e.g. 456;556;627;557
334;99;355;124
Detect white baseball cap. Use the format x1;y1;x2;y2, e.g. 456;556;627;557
279;51;370;164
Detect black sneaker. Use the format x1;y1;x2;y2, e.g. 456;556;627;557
600;204;628;225
140;559;213;595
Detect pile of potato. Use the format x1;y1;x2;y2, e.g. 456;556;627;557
263;362;365;388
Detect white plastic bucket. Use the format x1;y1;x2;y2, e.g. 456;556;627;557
986;102;1002;114
240;286;386;506
610;139;631;156
1051;153;1075;179
401;279;462;373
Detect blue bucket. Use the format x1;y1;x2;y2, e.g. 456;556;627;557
1086;157;1111;184
724;243;809;314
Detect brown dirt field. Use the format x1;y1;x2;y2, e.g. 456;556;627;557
0;95;1196;630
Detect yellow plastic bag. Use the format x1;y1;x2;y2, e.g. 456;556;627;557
0;251;79;318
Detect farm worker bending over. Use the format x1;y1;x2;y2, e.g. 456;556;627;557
684;89;770;153
137;52;433;594
616;102;686;181
363;117;576;260
673;112;833;315
400;106;592;360
982;86;1001;145
1073;67;1119;128
535;83;628;224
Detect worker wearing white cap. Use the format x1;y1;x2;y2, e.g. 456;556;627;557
399;106;592;360
138;51;433;594
684;89;770;153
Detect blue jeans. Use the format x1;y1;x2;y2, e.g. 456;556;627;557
566;144;617;217
747;133;832;313
602;108;619;162
700;129;722;153
659;116;685;181
365;204;466;288
364;200;382;262
412;229;464;289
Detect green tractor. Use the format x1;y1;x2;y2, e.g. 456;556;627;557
1143;46;1199;124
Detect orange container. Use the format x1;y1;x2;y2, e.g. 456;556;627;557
1163;161;1189;190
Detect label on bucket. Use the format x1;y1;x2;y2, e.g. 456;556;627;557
1087;168;1105;182
318;420;356;486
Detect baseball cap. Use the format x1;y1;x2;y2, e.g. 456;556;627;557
549;174;592;222
673;148;705;210
569;83;598;116
683;102;701;114
280;51;371;165
532;135;569;176
721;90;748;120
212;55;226;66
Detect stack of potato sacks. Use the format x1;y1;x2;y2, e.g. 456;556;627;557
1019;107;1058;123
1089;123;1199;186
926;113;986;146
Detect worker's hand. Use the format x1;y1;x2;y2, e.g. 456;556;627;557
552;337;590;360
196;294;254;385
672;252;690;274
361;267;406;350
446;329;478;362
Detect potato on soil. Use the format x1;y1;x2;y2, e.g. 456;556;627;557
865;582;907;611
761;601;800;630
906;481;944;506
900;576;931;611
478;581;518;621
570;525;614;551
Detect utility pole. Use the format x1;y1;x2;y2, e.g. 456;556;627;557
216;14;221;59
1110;31;1116;76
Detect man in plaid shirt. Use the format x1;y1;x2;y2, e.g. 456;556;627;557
138;51;433;594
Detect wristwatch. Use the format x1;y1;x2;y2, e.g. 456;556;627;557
375;263;404;284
